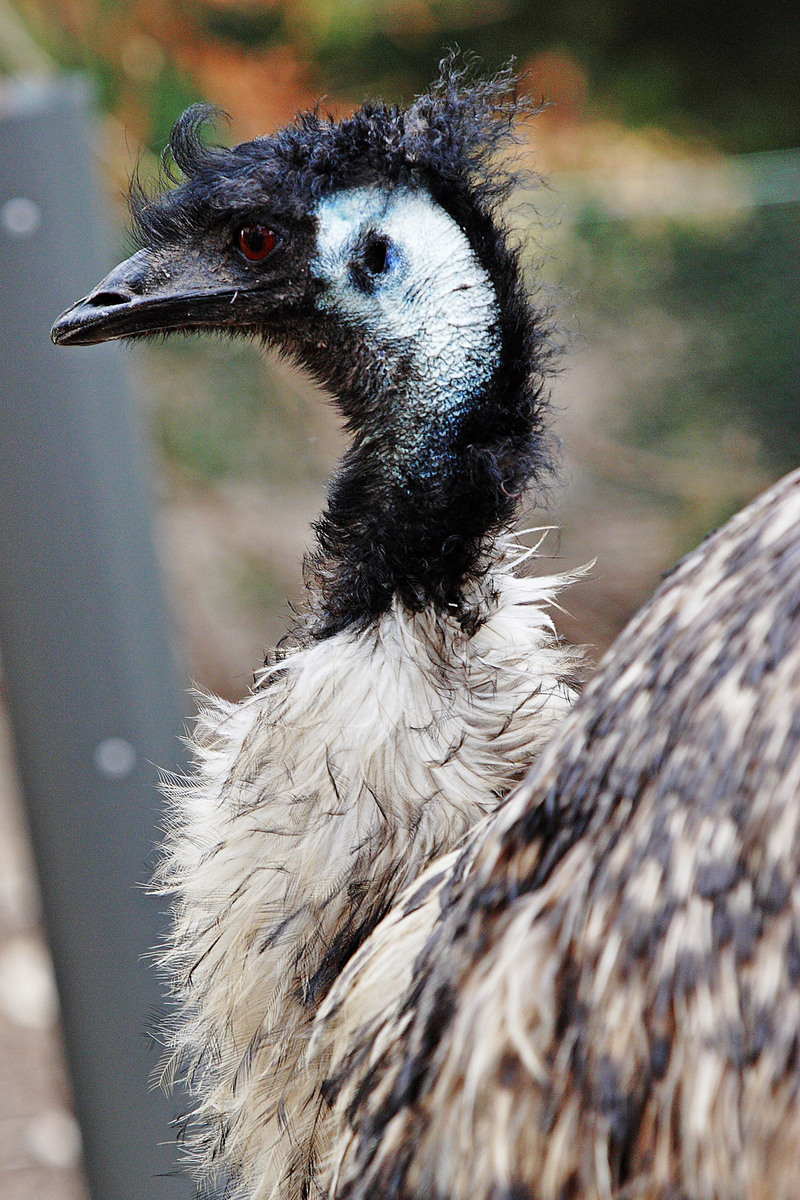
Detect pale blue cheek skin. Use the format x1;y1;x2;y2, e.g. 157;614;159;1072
384;241;401;273
410;433;459;488
312;186;503;492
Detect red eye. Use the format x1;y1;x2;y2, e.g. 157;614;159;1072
237;225;277;261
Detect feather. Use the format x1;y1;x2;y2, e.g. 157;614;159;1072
157;561;583;1196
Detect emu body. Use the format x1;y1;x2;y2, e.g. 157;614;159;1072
312;469;800;1200
160;566;577;1194
53;65;582;1198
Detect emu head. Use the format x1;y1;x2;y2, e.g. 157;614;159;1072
52;62;554;633
52;62;543;401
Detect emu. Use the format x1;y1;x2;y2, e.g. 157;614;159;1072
53;63;583;1197
311;467;800;1200
51;61;800;1200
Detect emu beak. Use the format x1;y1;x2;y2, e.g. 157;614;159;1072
51;248;259;346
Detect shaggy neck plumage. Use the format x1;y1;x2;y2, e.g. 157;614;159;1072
287;339;536;638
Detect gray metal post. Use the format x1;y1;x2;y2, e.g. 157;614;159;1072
0;76;191;1198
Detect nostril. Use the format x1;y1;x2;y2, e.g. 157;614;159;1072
87;289;132;308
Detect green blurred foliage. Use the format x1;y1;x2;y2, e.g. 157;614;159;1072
197;3;286;48
145;59;203;157
135;336;325;485
193;0;798;151
8;0;797;152
568;198;800;473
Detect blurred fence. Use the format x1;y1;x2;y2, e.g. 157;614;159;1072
0;76;190;1200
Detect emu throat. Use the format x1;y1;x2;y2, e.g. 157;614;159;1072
302;187;505;635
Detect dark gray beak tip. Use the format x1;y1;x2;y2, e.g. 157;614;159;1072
50;305;83;346
51;289;135;347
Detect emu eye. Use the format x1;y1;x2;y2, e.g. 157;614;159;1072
237;225;277;262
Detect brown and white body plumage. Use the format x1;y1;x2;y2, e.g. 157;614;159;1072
159;561;579;1195
310;468;800;1200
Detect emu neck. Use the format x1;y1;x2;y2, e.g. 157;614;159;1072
300;331;505;637
290;187;517;637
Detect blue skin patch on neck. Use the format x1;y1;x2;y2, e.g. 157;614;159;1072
395;330;500;491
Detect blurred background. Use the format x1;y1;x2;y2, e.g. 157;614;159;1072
0;1;797;1196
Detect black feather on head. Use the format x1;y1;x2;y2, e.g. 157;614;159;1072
130;51;537;253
